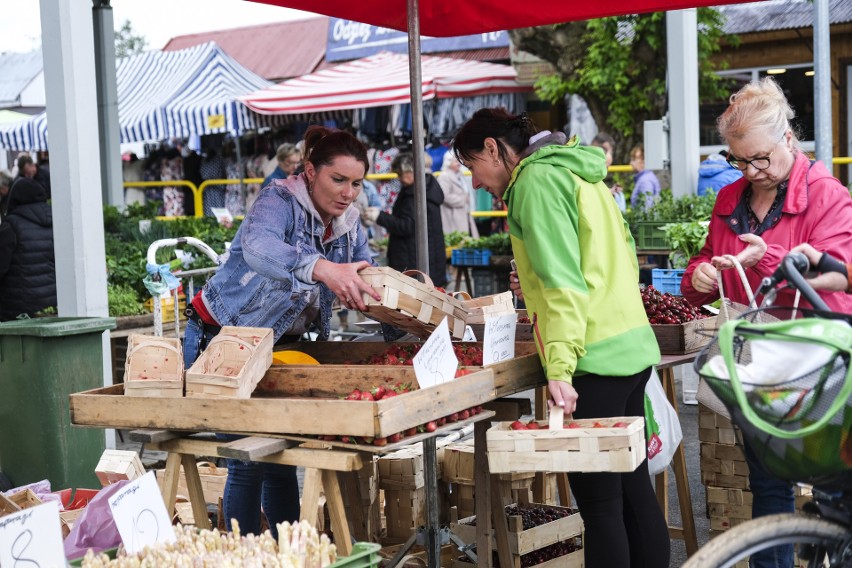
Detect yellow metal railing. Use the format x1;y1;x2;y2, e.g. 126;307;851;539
123;157;852;219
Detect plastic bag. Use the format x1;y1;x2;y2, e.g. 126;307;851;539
64;479;129;561
645;368;683;476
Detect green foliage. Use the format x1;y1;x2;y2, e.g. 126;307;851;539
623;189;716;225
444;231;469;247
114;20;148;58
661;221;710;269
533;74;570;106
466;232;512;256
107;284;146;317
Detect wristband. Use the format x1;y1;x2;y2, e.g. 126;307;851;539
816;252;849;278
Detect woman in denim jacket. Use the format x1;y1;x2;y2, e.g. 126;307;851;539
183;125;381;538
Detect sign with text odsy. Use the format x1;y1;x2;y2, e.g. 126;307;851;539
413;317;458;389
109;471;175;555
0;501;65;568
483;312;517;366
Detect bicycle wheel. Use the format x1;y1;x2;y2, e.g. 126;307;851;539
682;513;850;568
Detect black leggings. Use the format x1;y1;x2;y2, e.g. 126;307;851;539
568;368;670;568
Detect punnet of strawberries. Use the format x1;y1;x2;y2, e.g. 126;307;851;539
641;284;710;325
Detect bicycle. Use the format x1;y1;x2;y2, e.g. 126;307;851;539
682;251;852;568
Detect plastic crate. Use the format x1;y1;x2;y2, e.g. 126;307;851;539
633;221;673;250
451;248;491;266
651;268;686;296
330;542;382;567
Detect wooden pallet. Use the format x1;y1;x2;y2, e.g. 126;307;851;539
487;416;645;474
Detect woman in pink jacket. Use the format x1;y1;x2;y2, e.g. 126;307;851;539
682;76;852;568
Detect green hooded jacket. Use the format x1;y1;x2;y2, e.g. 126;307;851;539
504;134;660;383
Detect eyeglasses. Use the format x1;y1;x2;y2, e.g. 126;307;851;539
726;134;785;171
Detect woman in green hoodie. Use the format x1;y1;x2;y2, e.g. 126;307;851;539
453;108;668;568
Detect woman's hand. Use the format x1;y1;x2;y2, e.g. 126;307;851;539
509;270;524;301
547;380;578;415
312;259;382;311
791;243;849;292
712;233;767;269
690;262;718;294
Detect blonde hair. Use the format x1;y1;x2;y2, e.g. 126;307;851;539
717;76;800;150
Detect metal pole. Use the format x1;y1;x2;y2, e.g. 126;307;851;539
234;128;245;206
422;435;441;568
813;0;833;169
92;0;124;208
407;0;429;276
666;10;700;197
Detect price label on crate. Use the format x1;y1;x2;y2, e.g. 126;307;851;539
413;317;458;389
0;501;65;567
109;471;175;554
483;312;517;366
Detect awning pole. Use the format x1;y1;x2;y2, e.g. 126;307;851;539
407;0;429;278
813;0;833;169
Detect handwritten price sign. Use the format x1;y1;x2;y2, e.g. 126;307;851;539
109;471;175;554
483;312;517;366
413;317;458;389
0;501;65;568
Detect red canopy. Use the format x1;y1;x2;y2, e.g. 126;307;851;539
250;0;760;37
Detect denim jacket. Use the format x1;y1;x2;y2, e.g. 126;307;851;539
202;173;374;341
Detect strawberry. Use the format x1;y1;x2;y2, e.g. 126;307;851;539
437;416;447;426
340;435;352;443
525;421;539;429
373;386;387;400
459;409;470;420
510;420;527;430
593;421;606;428
359;391;375;401
382;390;398;399
447;412;460;423
373;437;388;446
454;369;473;378
425;421;438;432
319;435;336;441
612;421;629;428
404;427;417;437
388;432;402;443
566;422;582;429
345;389;362;401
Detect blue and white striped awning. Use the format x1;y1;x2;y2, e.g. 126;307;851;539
0;42;323;150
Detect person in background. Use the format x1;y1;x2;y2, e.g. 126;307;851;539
13;154;50;199
453;108;668;568
590;132;626;212
681;76;852;568
0;171;12;217
262;143;301;188
697;150;743;197
363;152;448;288
0;178;56;321
437;151;479;238
183;125;382;539
629;143;661;210
791;243;851;293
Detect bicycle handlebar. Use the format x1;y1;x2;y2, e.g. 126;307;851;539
758;252;830;311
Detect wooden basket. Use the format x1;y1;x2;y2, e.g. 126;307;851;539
487;416;645;474
358;267;467;339
651;315;718;354
456;291;515;325
186;326;273;398
124;334;184;398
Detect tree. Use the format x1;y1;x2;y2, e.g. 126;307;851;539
114;20;147;59
511;9;735;161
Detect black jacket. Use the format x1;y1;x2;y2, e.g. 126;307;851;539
377;173;448;287
0;180;56;321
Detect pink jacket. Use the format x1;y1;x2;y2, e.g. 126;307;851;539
682;151;852;313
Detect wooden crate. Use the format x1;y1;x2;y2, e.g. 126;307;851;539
487;416;645;474
700;442;750;479
459;292;515;325
469;309;533;343
7;489;42;511
359;267;468;339
124;334;184;398
651;315;718;354
186;326;273;398
269;340;546;398
384;487;426;543
71;367;496;439
378;445;444;490
155;461;227;505
698;403;740;446
95;449;146;486
451;502;584;559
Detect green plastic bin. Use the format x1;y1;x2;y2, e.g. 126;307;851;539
330;542;382;567
0;317;116;489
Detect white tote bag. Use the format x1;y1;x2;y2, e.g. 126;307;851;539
645;368;683;476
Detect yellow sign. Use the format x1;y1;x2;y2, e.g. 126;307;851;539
207;114;225;129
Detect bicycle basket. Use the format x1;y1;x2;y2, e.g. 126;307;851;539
695;308;852;486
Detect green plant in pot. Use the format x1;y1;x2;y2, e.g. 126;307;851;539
661;221;709;269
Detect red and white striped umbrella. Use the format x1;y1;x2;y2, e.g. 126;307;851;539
240;51;530;115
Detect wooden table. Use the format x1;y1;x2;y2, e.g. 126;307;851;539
656;352;700;556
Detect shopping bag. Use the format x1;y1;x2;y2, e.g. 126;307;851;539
645;368;683;476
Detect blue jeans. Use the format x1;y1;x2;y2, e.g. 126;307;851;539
744;441;795;568
185;321;301;538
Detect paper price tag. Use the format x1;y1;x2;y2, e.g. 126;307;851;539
462;325;477;342
0;501;65;568
413;317;458;389
109;471;175;555
483;312;517;366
